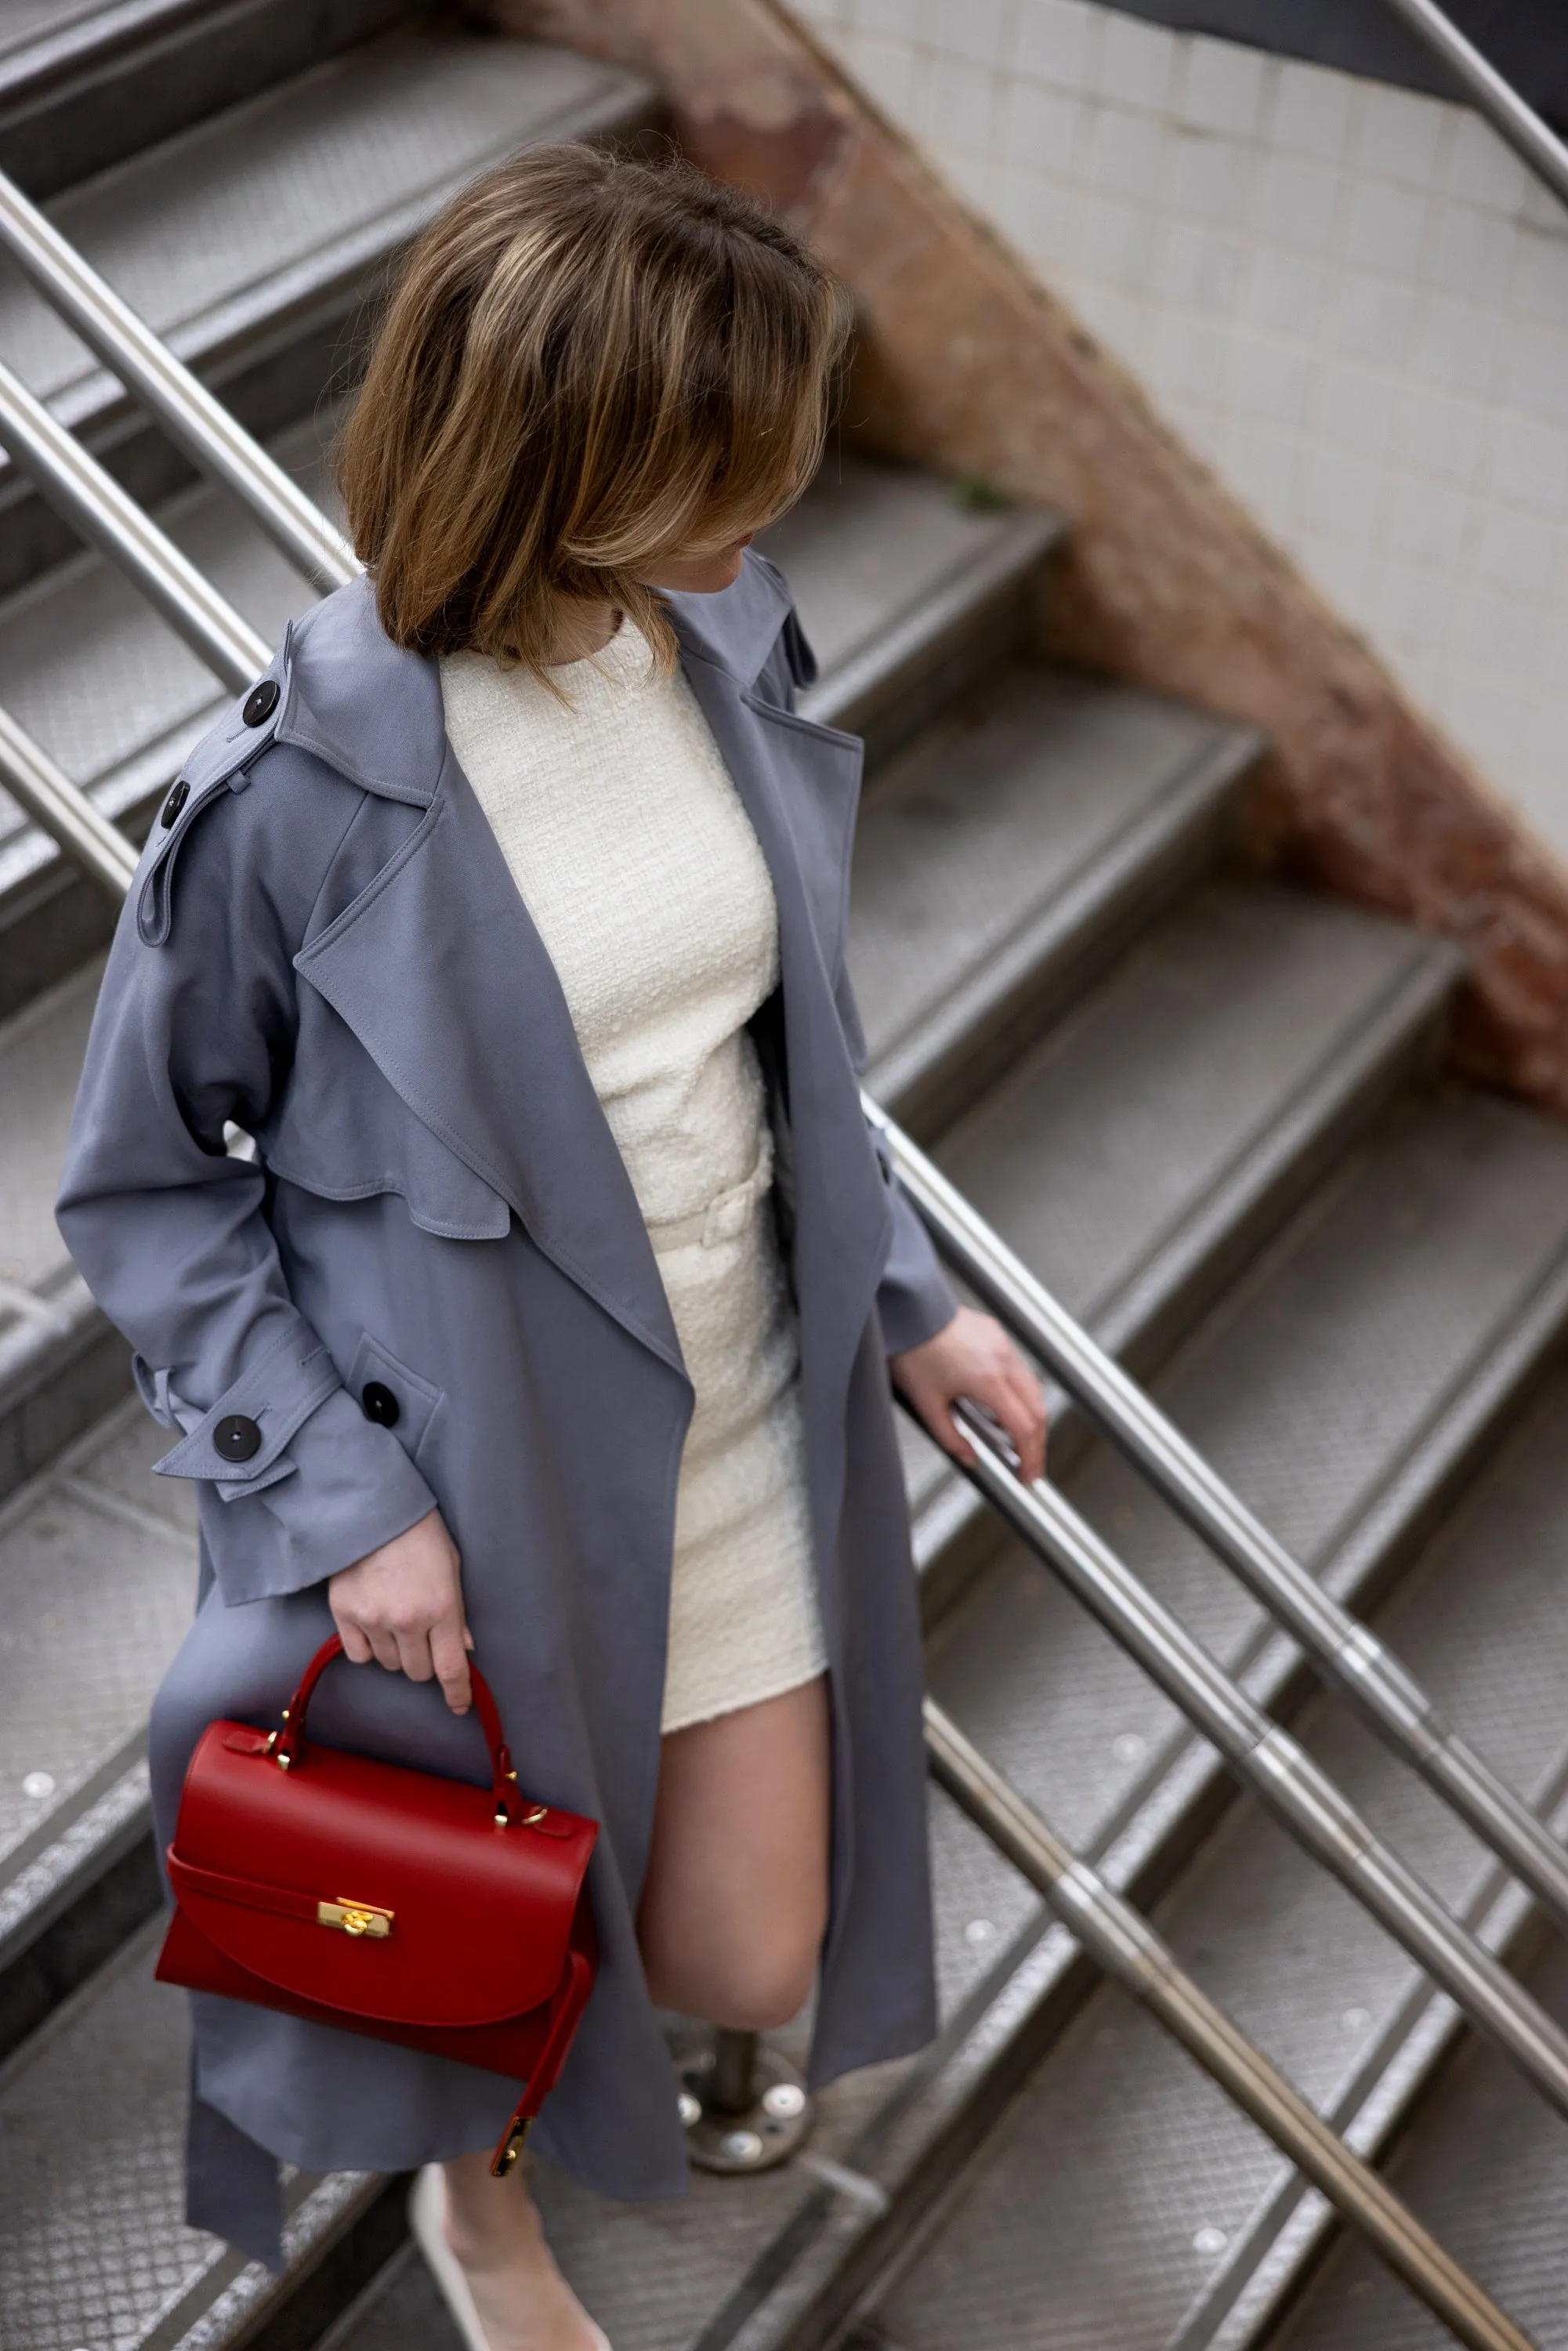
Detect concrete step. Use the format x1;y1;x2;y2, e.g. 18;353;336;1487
0;0;415;198
869;1348;1568;2351
0;19;657;598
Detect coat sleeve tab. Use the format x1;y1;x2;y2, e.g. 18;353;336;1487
152;1324;340;1498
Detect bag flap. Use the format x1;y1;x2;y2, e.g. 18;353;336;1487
170;1721;596;2027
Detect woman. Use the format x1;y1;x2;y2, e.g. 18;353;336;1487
58;147;1045;2351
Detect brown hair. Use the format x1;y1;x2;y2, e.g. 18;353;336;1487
336;145;850;680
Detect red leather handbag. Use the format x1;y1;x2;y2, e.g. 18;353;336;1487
156;1633;598;2175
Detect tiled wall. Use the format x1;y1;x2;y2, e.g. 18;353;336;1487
795;0;1568;862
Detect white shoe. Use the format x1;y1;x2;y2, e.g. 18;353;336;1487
408;2164;611;2351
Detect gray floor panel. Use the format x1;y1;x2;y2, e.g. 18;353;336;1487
848;668;1247;1089
0;29;650;428
882;1364;1568;2351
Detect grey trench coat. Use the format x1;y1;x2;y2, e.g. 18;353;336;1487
56;552;954;2266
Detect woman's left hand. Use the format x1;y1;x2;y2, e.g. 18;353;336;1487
891;1306;1048;1486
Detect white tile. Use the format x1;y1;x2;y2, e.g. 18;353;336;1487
1153;307;1224;404
1081;191;1159;292
1498;321;1568;426
1228;331;1317;432
1171;129;1248;227
1427;199;1521;304
1005;78;1083;176
1300;442;1384;542
994;169;1081;268
1095;9;1176;114
1164;221;1245;318
1458;591;1545;682
1085;100;1166;204
1217;419;1298;529
938;139;997;208
1013;0;1097;93
1413;295;1500;402
1511;226;1568;321
1339;175;1428;280
1488;415;1568;513
1385;473;1471;570
1298;531;1372;614
853;0;927;37
843;30;919;121
1268;56;1353;165
1238;247;1327;341
1445;669;1526;766
1316;364;1398;462
930;55;1000;153
1251;153;1338;257
1444;109;1534;216
1352;80;1444;190
929;0;1010;67
1071;281;1145;368
1179;34;1268;141
1376;558;1454;648
1329;273;1415;371
1472;502;1564;600
1399;384;1487;491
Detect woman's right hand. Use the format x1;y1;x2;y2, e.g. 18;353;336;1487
328;1508;473;1714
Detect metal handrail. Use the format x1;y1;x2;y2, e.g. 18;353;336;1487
0;355;267;692
1379;0;1568;213
0;169;357;592
0;703;137;895
926;1701;1535;2351
929;1397;1568;2128
0;200;1544;2345
875;1103;1568;1939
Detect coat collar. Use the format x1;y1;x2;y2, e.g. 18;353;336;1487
277;562;888;1388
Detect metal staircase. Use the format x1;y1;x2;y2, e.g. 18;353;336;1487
3;7;1568;2349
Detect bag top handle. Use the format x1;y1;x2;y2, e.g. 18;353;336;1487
270;1633;534;1826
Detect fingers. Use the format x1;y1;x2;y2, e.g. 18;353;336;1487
335;1612;375;1666
429;1612;475;1715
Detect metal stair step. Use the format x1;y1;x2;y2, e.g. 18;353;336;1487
0;20;657;598
870;1361;1568;2351
0;0;415;198
1269;1897;1568;2349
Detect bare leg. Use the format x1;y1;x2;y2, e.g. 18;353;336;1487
437;1678;831;2349
639;1675;831;2025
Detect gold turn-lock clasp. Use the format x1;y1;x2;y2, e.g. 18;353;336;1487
317;1896;394;1938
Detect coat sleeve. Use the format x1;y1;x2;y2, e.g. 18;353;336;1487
760;586;958;1360
56;755;439;1606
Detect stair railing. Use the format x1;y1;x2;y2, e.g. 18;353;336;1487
0;175;1548;2351
1378;0;1568;212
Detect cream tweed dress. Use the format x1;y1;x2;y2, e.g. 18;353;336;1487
440;620;827;1733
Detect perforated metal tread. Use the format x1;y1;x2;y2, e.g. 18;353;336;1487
849;668;1258;1128
0;25;652;437
1271;1909;1568;2349
877;1358;1568;2351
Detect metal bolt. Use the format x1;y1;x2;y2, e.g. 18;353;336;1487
964;1917;997;1946
1193;2226;1228;2255
1340;2005;1372;2034
762;2082;806;2118
678;2092;701;2127
1112;1732;1146;1764
722;2130;762;2163
22;1771;54;1799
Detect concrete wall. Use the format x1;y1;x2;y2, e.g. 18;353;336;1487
791;0;1568;866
